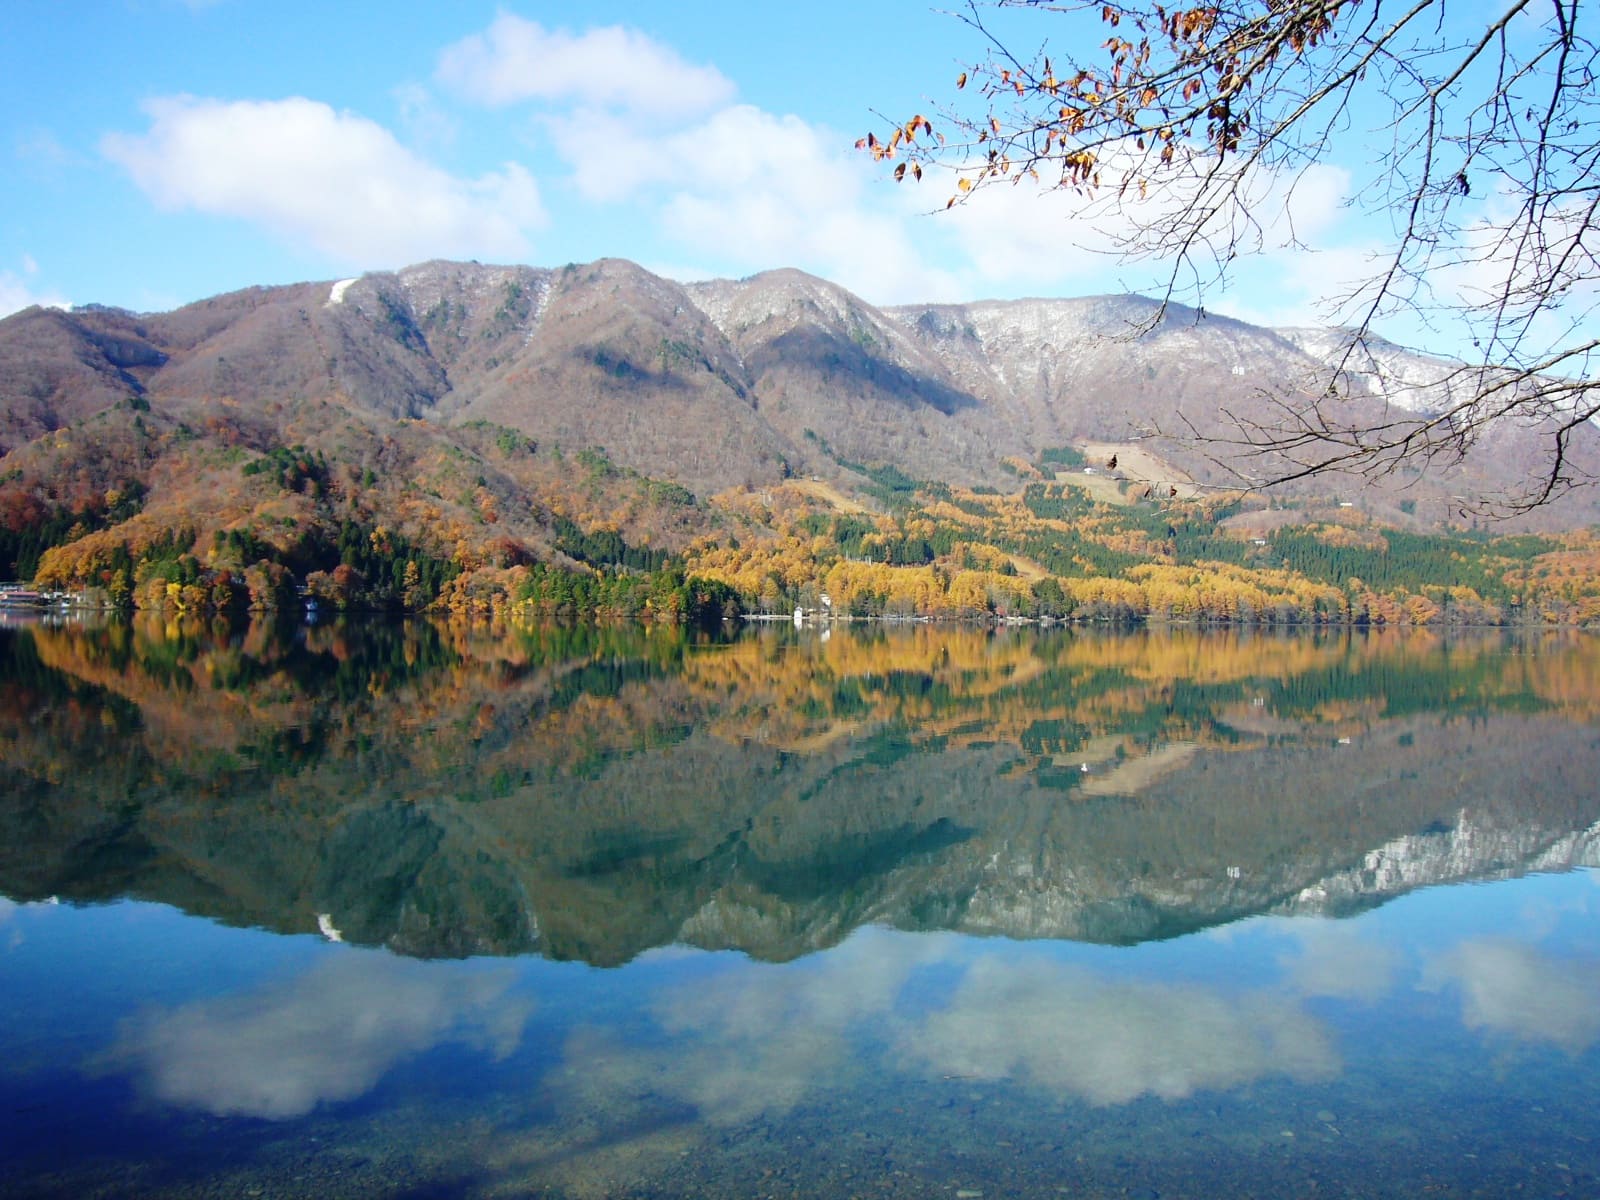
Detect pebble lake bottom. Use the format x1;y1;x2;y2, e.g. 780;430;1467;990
2;621;1598;1198
3;868;1597;1199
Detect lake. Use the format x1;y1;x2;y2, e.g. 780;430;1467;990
2;617;1598;1198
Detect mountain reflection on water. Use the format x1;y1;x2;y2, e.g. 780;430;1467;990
5;618;1600;1200
3;618;1598;962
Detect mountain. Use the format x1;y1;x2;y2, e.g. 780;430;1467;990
4;258;1597;527
4;620;1599;964
8;257;1600;628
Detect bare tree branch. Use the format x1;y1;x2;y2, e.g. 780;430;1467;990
864;0;1600;512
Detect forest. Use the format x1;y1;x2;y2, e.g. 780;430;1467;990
4;392;1599;628
683;477;1600;627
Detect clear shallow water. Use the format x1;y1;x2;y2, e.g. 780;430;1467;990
2;620;1598;1197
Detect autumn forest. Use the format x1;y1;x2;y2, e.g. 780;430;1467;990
4;261;1600;631
7;406;1600;629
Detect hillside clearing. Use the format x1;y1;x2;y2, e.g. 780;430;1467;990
787;478;870;514
1057;442;1205;503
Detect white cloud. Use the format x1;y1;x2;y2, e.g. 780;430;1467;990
432;17;958;300
1423;193;1600;367
549;104;964;303
447;11;967;304
1219;243;1385;330
15;127;83;174
0;263;69;319
101;951;531;1119
1219;172;1600;356
433;16;1366;307
1274;162;1355;244
102;96;544;267
392;82;458;153
553;105;884;213
661;176;964;305
933;175;1131;295
931;155;1361;308
436;14;734;121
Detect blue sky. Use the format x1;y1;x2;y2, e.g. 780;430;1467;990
0;0;1534;351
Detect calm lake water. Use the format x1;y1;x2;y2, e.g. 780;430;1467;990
2;617;1598;1198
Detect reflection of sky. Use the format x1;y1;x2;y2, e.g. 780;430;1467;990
903;955;1338;1105
102;951;532;1119
5;866;1600;1198
552;870;1600;1129
0;895;20;951
0;894;54;932
559;926;1340;1121
1277;921;1399;1002
1424;940;1600;1053
558;930;951;1125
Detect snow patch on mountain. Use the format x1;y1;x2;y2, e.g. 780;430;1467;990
1284;813;1600;916
1275;327;1477;413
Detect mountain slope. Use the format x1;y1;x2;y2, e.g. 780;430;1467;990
2;256;1599;544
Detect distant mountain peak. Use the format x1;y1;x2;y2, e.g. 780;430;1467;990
4;256;1597;529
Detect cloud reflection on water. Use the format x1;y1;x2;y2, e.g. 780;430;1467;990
902;955;1339;1105
1278;921;1400;1002
103;950;532;1119
560;932;950;1125
0;895;18;950
560;930;1340;1124
1425;939;1600;1053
